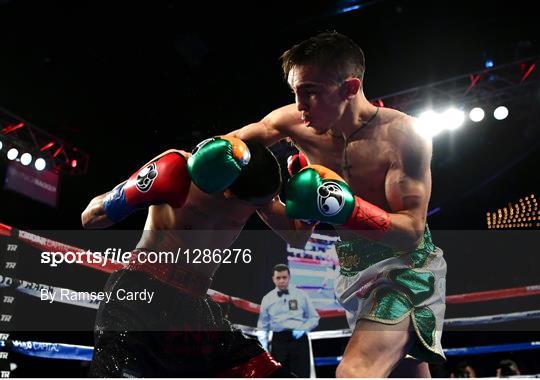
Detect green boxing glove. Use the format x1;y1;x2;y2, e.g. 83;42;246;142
285;165;355;224
187;136;251;193
286;165;391;238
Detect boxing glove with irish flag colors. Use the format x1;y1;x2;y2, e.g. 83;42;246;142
285;165;391;238
187;136;251;194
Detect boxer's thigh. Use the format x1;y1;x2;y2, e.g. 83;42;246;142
336;316;415;378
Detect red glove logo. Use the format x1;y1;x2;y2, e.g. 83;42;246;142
136;163;158;192
317;182;345;216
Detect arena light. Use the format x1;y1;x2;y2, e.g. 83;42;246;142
486;193;537;229
469;107;485;122
415;110;445;139
20;152;33;166
7;148;19;160
337;4;361;13
34;157;46;171
0;140;3;150
484;59;494;69
493;106;509;120
442;107;465;130
1;122;24;134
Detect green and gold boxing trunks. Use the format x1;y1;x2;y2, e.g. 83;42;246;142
334;226;446;364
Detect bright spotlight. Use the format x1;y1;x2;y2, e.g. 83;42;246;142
443;108;465;130
493;106;509;120
415;110;444;139
20;152;32;166
484;59;494;69
418;110;440;126
35;158;46;171
469;107;485;122
0;140;3;150
7;148;19;160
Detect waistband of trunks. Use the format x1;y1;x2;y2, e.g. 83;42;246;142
336;225;436;275
125;250;212;297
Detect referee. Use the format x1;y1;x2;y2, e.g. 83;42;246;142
258;264;320;377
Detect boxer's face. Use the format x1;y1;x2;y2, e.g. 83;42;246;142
272;270;290;290
288;64;347;134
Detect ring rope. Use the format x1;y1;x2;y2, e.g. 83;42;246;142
0;222;122;273
0;339;93;361
3;339;539;363
446;285;540;304
0;275;99;309
3;221;539;316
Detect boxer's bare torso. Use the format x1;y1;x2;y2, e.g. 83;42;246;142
138;178;259;278
232;104;432;244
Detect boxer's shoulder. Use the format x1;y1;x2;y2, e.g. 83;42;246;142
384;111;429;147
262;103;304;132
381;108;414;131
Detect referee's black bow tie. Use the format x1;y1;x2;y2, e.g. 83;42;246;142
278;290;289;297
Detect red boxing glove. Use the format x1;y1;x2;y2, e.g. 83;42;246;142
103;152;190;222
287;152;308;177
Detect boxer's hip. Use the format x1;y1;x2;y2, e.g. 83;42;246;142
334;226;447;364
124;249;213;297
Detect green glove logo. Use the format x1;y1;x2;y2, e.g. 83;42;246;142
317;181;346;216
191;137;215;155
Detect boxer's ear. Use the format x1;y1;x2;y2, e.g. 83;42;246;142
342;78;361;100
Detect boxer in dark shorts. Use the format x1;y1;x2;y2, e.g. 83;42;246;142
82;137;306;377
91;270;283;377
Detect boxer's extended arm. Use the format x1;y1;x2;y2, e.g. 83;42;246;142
257;197;315;248
81;188;176;229
81;191;116;229
286;121;432;251
227;104;301;146
81;149;189;229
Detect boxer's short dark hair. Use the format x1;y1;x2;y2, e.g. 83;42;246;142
281;31;365;84
229;141;282;202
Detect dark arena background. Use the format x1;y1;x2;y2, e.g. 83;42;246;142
0;0;539;378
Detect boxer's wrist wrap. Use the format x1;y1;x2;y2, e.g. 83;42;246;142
103;182;133;223
345;195;391;239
